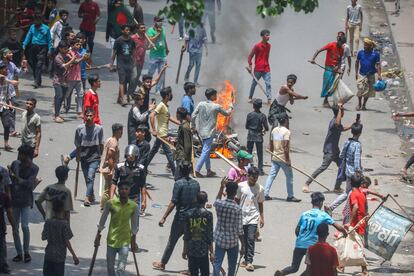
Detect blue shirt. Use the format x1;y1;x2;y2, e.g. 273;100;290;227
295;208;334;249
181;94;194;115
78;48;88;80
185;25;207;54
22;24;52;51
357;49;380;76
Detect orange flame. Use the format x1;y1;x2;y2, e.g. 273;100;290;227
210;80;236;159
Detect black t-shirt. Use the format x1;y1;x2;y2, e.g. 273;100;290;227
113;37;135;68
0;192;11;236
112;162;144;198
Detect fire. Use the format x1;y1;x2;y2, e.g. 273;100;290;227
211;80;236;159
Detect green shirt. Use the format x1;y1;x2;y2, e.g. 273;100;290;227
98;197;138;248
147;26;167;59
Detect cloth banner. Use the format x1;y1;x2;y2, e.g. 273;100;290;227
367;205;413;260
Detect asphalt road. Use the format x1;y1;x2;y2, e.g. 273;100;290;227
2;0;413;275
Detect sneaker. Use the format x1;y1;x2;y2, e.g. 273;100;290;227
286;196;301;202
12;255;22;262
245;263;254;271
24;253;31;263
264;195;272;200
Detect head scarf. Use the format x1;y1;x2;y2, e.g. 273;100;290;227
363;38;377;48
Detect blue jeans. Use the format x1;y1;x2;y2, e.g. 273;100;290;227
178;16;185;37
80;159;100;197
195;137;213;172
249;71;272;100
106;246;129;276
147;57;166;93
80;29;95;53
184;52;202;84
12;207;30;255
53;84;67;117
213;245;239;276
264;160;294;198
65;80;84;113
146;137;176;175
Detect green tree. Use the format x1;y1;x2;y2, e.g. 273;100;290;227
159;0;319;26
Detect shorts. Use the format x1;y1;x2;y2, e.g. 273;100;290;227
357;74;375;98
117;65;133;84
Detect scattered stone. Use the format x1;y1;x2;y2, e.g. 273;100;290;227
366;154;373;158
302;132;310;135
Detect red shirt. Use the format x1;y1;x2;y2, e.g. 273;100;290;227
78;1;100;32
248;41;271;72
131;34;147;66
84;89;101;125
322;42;344;67
349;188;367;235
306;241;339;276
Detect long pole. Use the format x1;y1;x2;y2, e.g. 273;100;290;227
191;145;196;177
245;67;267;97
0;102;25;112
133;18;157;50
234;253;244;276
158;136;176;150
214;151;241;172
88;243;99;276
176;50;184;84
74;159;80;199
265;149;330;191
132;251;141;276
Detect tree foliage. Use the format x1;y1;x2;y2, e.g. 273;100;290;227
159;0;319;26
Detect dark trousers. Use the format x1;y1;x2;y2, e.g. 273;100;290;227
129;64;144;95
53;84;67;117
0;235;8;271
161;215;185;264
80;29;96;53
246;141;263;171
28;45;48;86
405;155;414;169
43;259;65;276
0;110;12;141
188;255;209;276
147;137;176;175
307;152;342;189
243;224;257;264
281;247;307;275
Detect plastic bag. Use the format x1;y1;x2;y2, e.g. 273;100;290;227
332;79;355;105
334;230;368;267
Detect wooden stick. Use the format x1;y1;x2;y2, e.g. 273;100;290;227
132;251;141;276
88;241;99;276
158;136;176;150
133;18;157;50
0;102;25;112
176;50;184;84
98;173;103;197
86;64;110;70
265;149;330;191
191;145;196;177
214;151;241;172
74;159;80;199
245;67;267;97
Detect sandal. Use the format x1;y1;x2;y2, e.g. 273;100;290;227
4;145;13;152
152;261;165;271
10;131;21;138
302;185;310;193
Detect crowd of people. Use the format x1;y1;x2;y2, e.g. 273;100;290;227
0;0;398;275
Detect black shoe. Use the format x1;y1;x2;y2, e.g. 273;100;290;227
0;267;11;274
265;195;272;201
286;196;301;202
12;255;22;262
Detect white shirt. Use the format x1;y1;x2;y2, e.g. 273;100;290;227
347;4;362;25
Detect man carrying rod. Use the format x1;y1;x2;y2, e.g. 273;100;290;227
247;29;272;104
94;181;138;276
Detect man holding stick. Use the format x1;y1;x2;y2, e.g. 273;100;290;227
247;29;272;104
192;88;233;177
95;182;138;276
147;87;179;176
264;116;301;202
74;108;104;207
174;107;193;180
303;103;351;193
20;98;41;158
